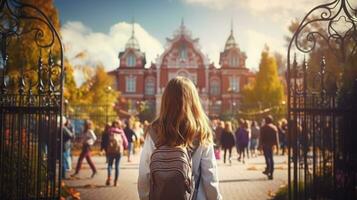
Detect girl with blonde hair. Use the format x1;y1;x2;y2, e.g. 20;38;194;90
138;77;222;200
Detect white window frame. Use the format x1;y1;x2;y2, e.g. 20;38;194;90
210;79;220;95
229;76;240;92
179;44;187;60
229;56;239;67
125;76;136;93
145;78;155;95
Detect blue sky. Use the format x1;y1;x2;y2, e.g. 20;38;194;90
54;0;326;81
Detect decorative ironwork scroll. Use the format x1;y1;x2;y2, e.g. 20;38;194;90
287;0;356;199
0;0;64;199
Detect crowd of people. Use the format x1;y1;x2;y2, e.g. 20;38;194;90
61;114;287;188
61;117;148;187
61;77;288;199
212;116;288;179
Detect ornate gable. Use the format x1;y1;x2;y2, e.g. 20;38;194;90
118;22;146;68
156;20;209;68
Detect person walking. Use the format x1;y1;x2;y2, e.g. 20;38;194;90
278;119;287;155
214;121;224;147
71;120;97;178
235;119;249;164
124;120;137;162
220;121;235;165
245;120;251;159
138;77;222;200
133;121;144;149
101;123;111;163
250;121;260;157
64;119;75;171
104;120;128;186
62;117;74;179
260;115;279;180
214;121;224;160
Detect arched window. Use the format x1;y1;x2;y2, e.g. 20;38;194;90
127;53;136;67
210;79;220;95
145;78;155;95
178;71;188;77
179;44;187;60
229;56;239;67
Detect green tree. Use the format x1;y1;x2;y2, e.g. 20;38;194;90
241;46;286;119
138;101;156;122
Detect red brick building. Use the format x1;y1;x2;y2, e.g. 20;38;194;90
110;21;254;119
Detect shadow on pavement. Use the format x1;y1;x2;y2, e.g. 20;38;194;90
120;166;139;170
72;184;112;189
219;177;268;183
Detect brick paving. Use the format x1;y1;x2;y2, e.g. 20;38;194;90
64;150;288;200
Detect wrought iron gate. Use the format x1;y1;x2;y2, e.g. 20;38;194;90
287;0;356;199
0;0;64;199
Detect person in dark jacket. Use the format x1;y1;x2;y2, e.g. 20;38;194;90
235;119;249;164
278;119;287;155
220;121;235;164
124;120;137;162
101;123;111;163
260;115;279;180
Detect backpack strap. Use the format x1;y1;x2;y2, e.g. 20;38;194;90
192;159;201;200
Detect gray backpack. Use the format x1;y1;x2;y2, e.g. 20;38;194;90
149;132;200;200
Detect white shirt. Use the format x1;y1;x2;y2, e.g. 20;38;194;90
84;129;97;146
137;135;223;200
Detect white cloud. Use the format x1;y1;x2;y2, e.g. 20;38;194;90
183;0;326;22
240;0;322;13
61;21;163;83
244;29;285;70
183;0;236;10
202;42;221;66
184;0;326;12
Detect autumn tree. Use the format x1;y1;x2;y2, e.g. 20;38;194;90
68;65;120;130
286;18;357;104
274;52;286;76
7;0;61;74
63;59;77;102
241;46;286;119
2;0;80;99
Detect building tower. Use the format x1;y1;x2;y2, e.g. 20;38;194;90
116;19;146;115
218;21;249;114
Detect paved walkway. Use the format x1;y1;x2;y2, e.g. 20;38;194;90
64;150;288;200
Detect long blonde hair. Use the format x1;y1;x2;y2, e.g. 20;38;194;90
151;76;212;147
224;121;233;133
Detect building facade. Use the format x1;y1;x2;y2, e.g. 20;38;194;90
111;21;254;119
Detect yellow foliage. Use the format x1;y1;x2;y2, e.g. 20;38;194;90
241;46;286;119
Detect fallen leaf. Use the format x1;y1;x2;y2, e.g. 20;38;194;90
247;166;259;170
